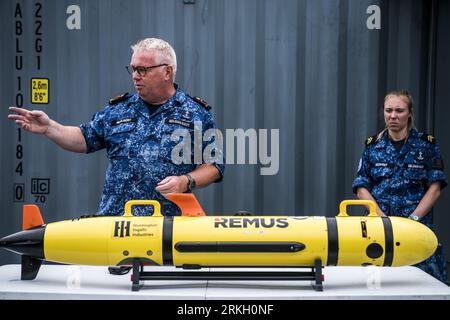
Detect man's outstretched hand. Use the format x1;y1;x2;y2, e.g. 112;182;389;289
8;106;50;134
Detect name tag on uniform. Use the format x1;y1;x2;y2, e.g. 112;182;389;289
407;164;425;169
165;118;194;129
374;163;392;167
111;118;136;126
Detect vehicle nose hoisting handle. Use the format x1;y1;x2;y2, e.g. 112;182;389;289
124;200;162;217
338;200;378;217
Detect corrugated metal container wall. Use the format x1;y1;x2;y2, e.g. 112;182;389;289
1;0;448;269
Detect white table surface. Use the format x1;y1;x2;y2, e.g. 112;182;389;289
0;264;449;300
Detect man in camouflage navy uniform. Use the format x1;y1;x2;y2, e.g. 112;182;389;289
8;38;224;217
353;90;447;283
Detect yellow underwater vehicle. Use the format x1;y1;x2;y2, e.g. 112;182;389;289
0;195;437;291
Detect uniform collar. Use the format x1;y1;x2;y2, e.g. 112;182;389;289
151;84;187;117
130;94;152;120
405;128;421;147
131;84;186;119
374;132;389;150
172;83;187;105
377;128;418;155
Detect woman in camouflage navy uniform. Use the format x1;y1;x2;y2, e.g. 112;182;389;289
352;90;448;283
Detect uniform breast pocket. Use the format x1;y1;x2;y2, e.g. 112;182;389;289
403;165;427;181
159;123;194;165
370;166;394;181
105;122;136;158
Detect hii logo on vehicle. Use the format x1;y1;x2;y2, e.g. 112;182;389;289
214;218;289;228
114;221;131;237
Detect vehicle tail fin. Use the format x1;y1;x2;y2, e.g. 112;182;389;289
21;255;42;280
22;205;44;230
166;193;206;217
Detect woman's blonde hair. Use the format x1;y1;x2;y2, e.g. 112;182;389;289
377;90;415;141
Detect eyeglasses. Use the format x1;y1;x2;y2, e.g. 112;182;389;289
126;64;168;77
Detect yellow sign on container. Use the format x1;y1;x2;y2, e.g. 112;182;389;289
31;78;49;104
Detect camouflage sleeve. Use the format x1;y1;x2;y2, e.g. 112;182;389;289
79;109;106;153
199;111;225;182
352;147;373;194
427;143;447;189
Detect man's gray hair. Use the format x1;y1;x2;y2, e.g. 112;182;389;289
131;38;177;80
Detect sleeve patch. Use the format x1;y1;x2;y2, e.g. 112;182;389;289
431;159;444;170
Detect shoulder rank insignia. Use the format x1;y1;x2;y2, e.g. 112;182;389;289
108;92;128;105
365;135;378;146
420;133;436;144
191;96;211;110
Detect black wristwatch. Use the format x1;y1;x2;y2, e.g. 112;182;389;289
185;174;196;192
